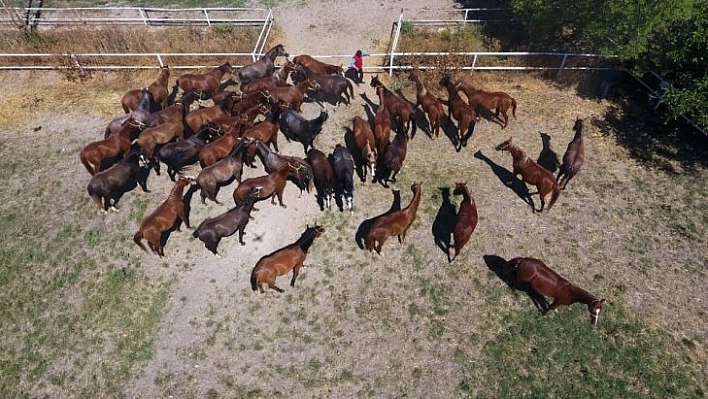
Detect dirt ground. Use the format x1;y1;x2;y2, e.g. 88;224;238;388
1;0;706;397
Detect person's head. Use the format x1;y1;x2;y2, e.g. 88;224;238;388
355;50;362;57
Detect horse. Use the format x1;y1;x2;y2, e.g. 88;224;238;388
370;75;417;137
439;75;477;150
238;44;289;88
230;89;272;116
175;62;233;99
133;176;192;257
455;80;516;129
557;117;585;190
268;77;319;112
329;144;355;212
251;224;325;293
352;116;377;183
293;54;344;75
232;163;298;209
105;88;152;138
155;123;221;181
450;182;478;262
184;92;239;134
87;152;149;214
503;257;606;325
408;68;444;138
134;119;185;174
279;108;329;154
81;116;139;175
193;186;261;256
196;137;250;205
121;65;171;113
293;65;353;106
252;139;313;197
365;182;422;255
198;115;247;168
372;85;392;156
242;104;282;166
243;60;296;94
495;137;560;212
379;128;408;187
306;148;335;210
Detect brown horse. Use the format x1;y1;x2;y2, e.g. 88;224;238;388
268;78;319;112
370;75;417;137
105;88;152;138
184;92;238;134
352;116;377;183
503;257;606;325
495;137;560;212
293;54;344;75
155;123;220;181
133;176;192;257
379;128;408;187
365;182;422;255
243;60;296;94
439;75;477;150
81;116;139;175
87;152;148;214
450;182;478;262
293;65;353;106
242;104;282;165
455;80;516;129
557;117;585;190
251;224;325;293
135;119;185;174
175;62;233;99
196;137;249;204
252;139;313;197
408;68;444;138
238;44;289;88
306;148;335;210
121;65;171;113
372;85;392;156
232;163;297;209
198;116;247;168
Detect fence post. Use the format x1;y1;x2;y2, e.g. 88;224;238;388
470;53;478;75
388;9;404;76
138;8;148;25
156;54;164;67
464;9;469;27
203;8;210;26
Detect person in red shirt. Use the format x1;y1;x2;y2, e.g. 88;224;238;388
348;49;368;84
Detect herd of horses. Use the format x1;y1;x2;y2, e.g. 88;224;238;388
78;43;602;324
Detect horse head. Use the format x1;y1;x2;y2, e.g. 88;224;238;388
589;299;606;325
370;75;382;88
453;182;467;196
495;137;513;152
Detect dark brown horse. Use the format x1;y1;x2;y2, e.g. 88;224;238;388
292;54;344;75
408;68;444;138
121;65;171;113
293;65;353;106
87;152;148;214
379;128;408;187
439;75;477;150
503;257;606;325
81;116;139;175
557;117;585;190
352;116;377;183
105;88;152;138
193;186;261;256
329;144;355;212
133;176;192;257
175;62;233;99
306;148;335;210
252;139;313;197
196;137;249;204
370;75;417;137
238;44;289;88
251;224;325;293
455;80;516;129
450;182;478;262
279;108;329;154
365;182;422;255
232;163;297;209
155;123;220;181
495;137;560;212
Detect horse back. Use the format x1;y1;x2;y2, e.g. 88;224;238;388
514;257;566;297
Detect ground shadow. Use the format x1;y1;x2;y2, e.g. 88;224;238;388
359;93;377;121
432;187;457;261
483;254;549;312
355;189;401;249
474;150;534;210
537;132;560;174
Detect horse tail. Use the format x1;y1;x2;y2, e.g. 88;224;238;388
547;183;561;211
410;116;417;138
364;233;374;252
511;98;517;119
133;231;149;254
80;153;96;175
250;268;259;291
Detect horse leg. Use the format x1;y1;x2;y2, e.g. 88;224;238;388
91;194;107;213
179;209;191;229
542;299;560;315
290;264;302;287
238;227;246;245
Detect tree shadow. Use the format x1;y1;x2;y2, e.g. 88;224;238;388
474;150;534;210
432;187;457;261
483;254;549;312
355;189;401;249
537;132;560;174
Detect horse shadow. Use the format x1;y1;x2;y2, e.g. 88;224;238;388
412;108;432;139
359;93;378;119
474;150;535;210
474;105;503;128
483;254;549;312
439;115;461;151
355;189;401;249
343;127;367;182
431;187;457;261
537;132;560;174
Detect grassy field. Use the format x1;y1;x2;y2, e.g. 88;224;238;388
0;7;707;398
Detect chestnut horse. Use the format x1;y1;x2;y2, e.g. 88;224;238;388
251;224;325;293
238;44;289;88
408;68;444;138
439;75;477;150
175;62;233;99
379;128;408;187
232;163;298;209
293;54;343;75
306;148;335;210
293;65;353;106
242;104;282;165
450;182;478;262
135;118;185;174
252;139;313;197
198;116;247;168
495;137;560;212
557;117;585;190
455;80;516;129
370;75;417;137
87;152;148;214
105;88;152;138
365;182;422;255
243;60;296;93
196;137;249;204
352;116;377;183
268;78;319;112
184;92;239;134
372;85;392;156
503;257;606;325
81;116;139;175
121;65;171;113
133;176;192;257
